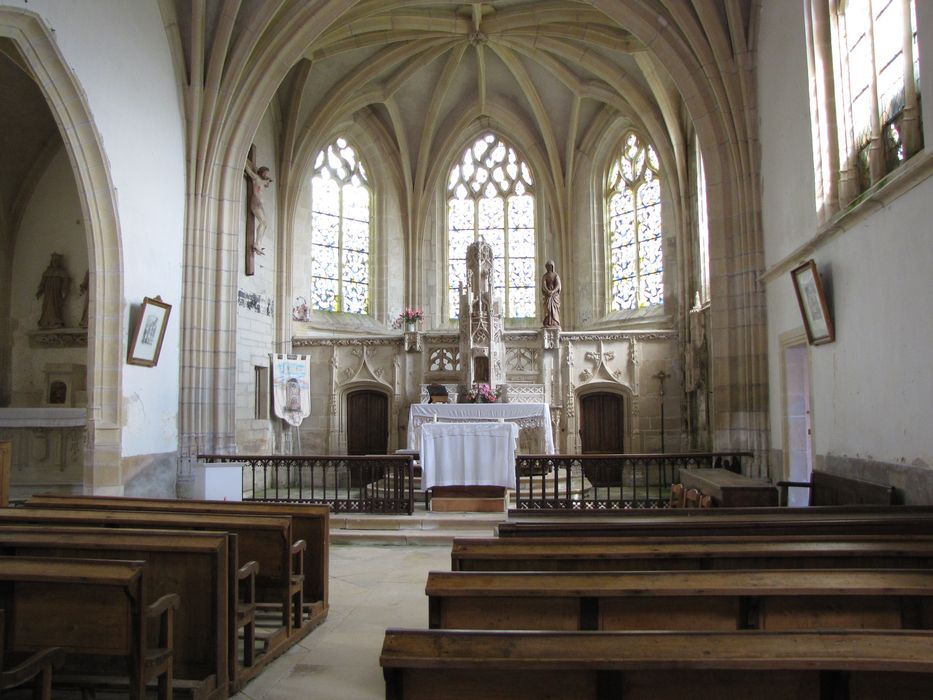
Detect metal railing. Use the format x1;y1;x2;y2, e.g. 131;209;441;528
200;454;415;515
514;452;754;511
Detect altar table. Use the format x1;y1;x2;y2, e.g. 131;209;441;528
419;422;519;491
407;403;554;454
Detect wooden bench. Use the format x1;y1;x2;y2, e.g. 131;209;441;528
425;568;933;632
380;629;933;699
451;536;933;573
0;556;178;700
27;493;330;618
497;508;933;538
0;506;299;684
0;609;65;700
0;525;232;698
778;469;898;506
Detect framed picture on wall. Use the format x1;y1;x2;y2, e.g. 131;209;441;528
791;260;834;345
127;296;171;366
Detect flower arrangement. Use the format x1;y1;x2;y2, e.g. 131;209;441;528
460;383;500;403
475;383;497;403
392;307;424;330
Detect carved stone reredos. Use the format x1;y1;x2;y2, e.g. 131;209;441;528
458;239;505;390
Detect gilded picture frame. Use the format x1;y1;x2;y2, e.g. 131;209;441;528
791;260;834;345
127;296;171;367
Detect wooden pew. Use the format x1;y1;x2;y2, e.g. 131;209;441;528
0;609;65;700
451;536;933;573
27;493;330;620
0;556;178;700
497;508;933;538
380;629;933;699
425;569;933;632
0;525;230;699
779;469;898;506
0;506;298;684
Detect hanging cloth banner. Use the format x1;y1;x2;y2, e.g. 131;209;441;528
272;354;311;427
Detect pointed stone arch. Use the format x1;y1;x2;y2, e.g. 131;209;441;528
0;9;124;492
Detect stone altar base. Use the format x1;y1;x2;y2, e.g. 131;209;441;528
430;486;508;513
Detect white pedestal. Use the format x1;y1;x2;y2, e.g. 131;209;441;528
193;462;243;501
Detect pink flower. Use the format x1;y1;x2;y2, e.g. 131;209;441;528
393;307;424;329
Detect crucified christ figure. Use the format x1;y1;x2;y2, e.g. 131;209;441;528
245;159;272;255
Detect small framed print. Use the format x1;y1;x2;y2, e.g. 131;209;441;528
127;296;171;367
791;260;835;345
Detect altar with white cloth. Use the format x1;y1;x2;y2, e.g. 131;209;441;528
407;403;555;455
419;422;519;491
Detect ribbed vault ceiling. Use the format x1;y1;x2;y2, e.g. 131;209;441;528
282;1;683;196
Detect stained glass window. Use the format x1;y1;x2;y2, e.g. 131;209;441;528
836;0;921;191
447;133;536;319
310;138;370;314
696;141;710;305
607;131;663;311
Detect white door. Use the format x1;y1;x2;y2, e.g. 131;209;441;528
783;342;813;507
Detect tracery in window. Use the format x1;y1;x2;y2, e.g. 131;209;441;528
607;131;663;311
310;138;370;314
447;133;536;319
835;0;921;192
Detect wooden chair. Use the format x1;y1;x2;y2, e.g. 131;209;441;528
698;493;714;508
669;483;685;508
684;488;701;508
0;610;65;700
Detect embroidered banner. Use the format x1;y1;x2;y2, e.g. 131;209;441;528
272;354;311;426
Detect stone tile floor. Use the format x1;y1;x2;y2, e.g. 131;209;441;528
233;543;450;699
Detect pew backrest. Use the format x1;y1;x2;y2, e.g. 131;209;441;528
425;568;933;632
0;525;229;694
451;537;933;572
380;629;933;700
26;493;329;605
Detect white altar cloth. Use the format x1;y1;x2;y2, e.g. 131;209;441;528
407;403;554;454
419;422;519;491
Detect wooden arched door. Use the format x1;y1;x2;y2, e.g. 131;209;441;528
579;392;625;453
346;390;389;455
579;392;625;487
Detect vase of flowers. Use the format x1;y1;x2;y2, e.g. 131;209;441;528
393;307;424;332
474;383;498;403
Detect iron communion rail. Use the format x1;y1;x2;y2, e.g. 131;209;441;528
200;453;416;515
514;452;754;511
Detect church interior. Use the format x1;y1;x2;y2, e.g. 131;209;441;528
1;0;933;698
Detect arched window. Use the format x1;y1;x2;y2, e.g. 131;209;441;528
607;131;663;311
447;133;536;319
835;0;921;192
696;139;710;305
310;138;370;314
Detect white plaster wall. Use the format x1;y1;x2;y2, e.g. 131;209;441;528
0;0;187;457
9;146;87;404
759;1;933;471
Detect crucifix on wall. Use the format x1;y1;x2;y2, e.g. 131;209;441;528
244;144;272;276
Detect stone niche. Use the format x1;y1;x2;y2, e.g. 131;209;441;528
42;363;87;407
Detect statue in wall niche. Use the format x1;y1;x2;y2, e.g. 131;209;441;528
36;253;71;329
79;270;90;328
541;260;561;329
244;157;273;255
